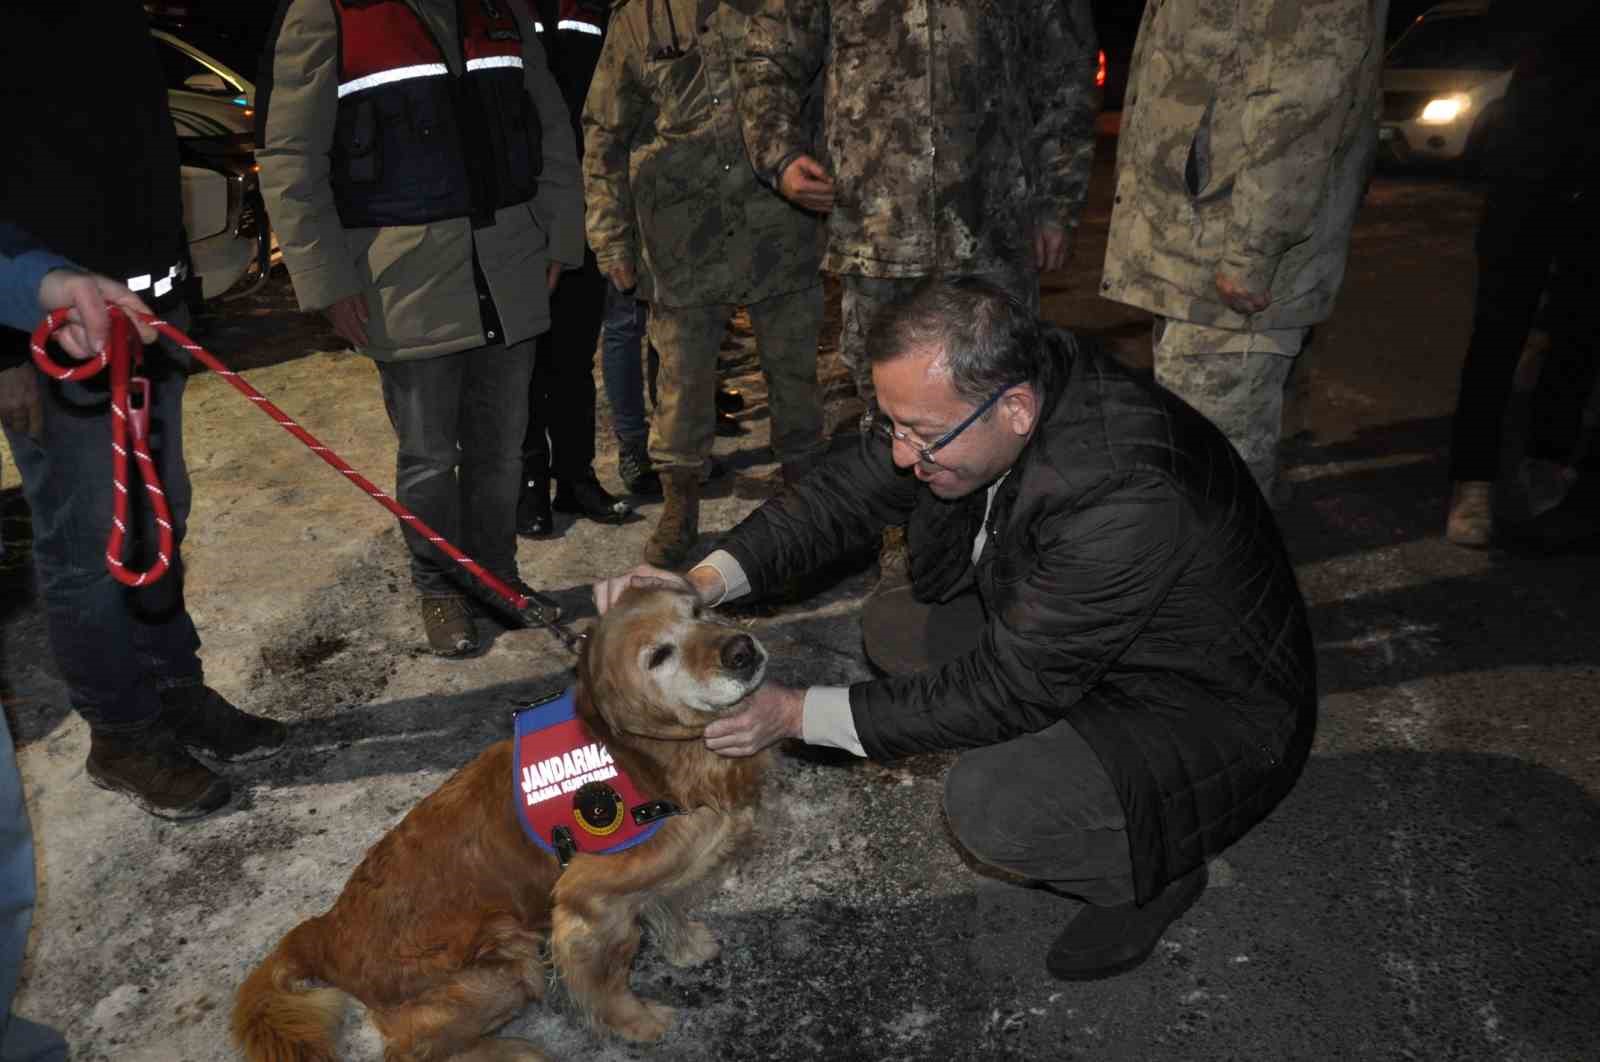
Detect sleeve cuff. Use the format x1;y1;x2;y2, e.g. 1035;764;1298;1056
693;551;751;605
801;685;866;757
284;260;362;313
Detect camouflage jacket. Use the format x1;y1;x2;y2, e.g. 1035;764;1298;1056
1102;0;1389;331
582;0;820;308
734;0;1098;279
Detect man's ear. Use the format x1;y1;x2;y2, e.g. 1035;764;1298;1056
1002;385;1039;437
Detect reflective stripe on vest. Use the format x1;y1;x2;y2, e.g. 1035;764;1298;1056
337;62;449;98
126;262;188;298
327;0;542;230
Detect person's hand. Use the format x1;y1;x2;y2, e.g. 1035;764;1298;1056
1034;222;1070;273
0;364;43;438
592;564;692;615
37;268;157;358
778;155;836;213
323;293;370;348
547;262;563;292
702;682;804;758
606;261;637;293
1214;270;1271;315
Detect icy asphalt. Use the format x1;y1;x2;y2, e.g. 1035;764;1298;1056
1;151;1596;1061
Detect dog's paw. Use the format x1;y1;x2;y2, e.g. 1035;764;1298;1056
614;1000;676;1043
662;920;721;968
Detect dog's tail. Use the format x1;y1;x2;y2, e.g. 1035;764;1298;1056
231;921;346;1062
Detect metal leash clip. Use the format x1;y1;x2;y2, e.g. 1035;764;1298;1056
517;590;589;656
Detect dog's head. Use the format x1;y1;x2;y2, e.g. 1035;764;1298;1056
577;583;767;741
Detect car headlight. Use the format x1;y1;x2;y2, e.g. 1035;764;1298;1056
1418;95;1469;125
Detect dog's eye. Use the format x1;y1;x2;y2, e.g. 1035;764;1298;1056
647;645;674;669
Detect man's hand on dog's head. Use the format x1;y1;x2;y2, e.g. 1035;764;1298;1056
702;683;803;758
593;564;727;615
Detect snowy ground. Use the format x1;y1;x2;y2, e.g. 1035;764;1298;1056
4;163;1599;1061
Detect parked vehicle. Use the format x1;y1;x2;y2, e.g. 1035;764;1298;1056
150;24;273;301
1378;1;1519;166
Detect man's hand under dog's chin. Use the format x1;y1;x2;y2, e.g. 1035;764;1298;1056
702;683;804;758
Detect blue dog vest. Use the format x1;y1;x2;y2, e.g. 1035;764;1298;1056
512;689;681;866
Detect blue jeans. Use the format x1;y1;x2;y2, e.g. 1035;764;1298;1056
599;282;651;447
376;338;535;596
0;707;68;1061
1;333;202;733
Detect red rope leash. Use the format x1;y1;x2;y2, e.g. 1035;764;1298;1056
27;311;173;586
28;306;569;638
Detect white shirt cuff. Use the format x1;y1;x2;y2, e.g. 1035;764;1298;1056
693;550;751;606
801;685;866;757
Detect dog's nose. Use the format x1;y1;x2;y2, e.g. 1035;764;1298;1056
720;633;760;677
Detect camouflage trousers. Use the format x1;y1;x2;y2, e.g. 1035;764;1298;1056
838;262;1041;407
647;286;825;472
1153;318;1308;502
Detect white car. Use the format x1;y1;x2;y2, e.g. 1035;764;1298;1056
1378;1;1516;166
152;28;274;300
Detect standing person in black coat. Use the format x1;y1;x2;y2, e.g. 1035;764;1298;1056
1443;1;1600;549
0;3;287;821
594;278;1317;981
517;0;637;537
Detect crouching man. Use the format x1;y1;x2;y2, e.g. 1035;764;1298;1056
594;278;1316;980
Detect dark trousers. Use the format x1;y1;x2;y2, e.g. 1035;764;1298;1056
377;338;534;596
1449;178;1600;483
524;251;605;483
2;332;201;733
599;279;653;448
861;585;1136;905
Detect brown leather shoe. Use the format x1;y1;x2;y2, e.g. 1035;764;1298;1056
419;594;478;656
87;726;232;821
644;470;701;568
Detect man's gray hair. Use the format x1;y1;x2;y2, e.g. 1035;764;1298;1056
865;276;1071;405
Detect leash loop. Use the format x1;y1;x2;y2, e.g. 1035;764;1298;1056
29;304;583;650
30;308;174;586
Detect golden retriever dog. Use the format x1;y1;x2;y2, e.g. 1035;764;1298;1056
232;585;768;1061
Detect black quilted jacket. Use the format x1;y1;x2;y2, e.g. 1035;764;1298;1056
722;333;1316;903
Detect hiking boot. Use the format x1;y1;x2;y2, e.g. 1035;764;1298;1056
644;469;701;568
618;441;662;497
553;472;636;524
420;594;478;656
159;685;287;763
1446;480;1494;548
1045;864;1208;981
87;725;232;821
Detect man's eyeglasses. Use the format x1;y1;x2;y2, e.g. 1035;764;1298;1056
867;384;1012;468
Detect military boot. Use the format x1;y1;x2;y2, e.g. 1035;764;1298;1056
87;724;232;821
644;470;701;568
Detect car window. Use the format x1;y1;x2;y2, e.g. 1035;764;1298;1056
1386;16;1515;71
156;37;238;95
